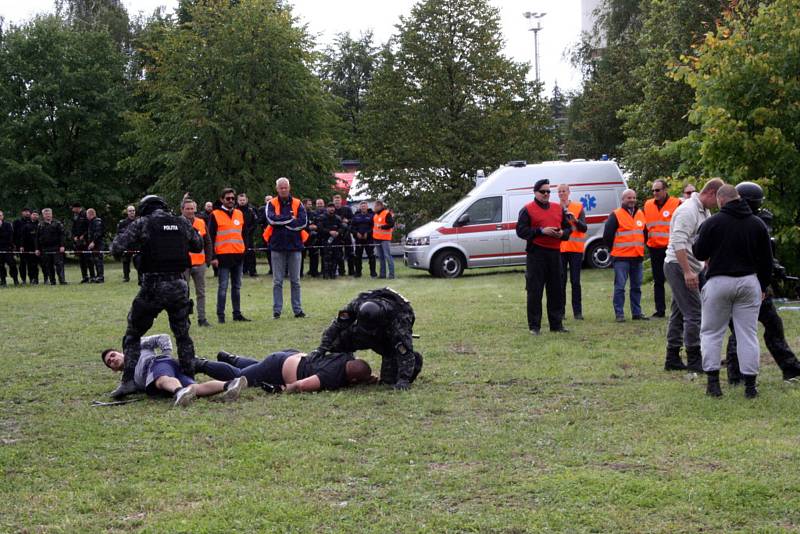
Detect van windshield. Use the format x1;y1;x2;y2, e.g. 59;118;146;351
434;196;473;222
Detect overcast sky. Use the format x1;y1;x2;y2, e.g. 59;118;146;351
1;0;584;93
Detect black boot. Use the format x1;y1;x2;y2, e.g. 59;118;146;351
706;370;723;397
664;346;687;371
743;374;758;399
217;350;240;366
686;346;703;373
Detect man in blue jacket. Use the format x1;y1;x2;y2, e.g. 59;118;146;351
265;177;308;319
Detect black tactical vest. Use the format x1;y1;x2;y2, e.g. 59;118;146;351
139;214;190;273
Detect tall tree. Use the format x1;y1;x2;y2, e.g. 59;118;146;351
318;31;378;161
0;15;129;218
360;0;553;228
121;0;337;204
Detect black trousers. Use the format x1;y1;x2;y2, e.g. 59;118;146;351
243;234;257;275
90;242;104;279
560;251;583;318
0;251;18;283
40;249;65;284
354;238;376;276
525;246;563;331
727;296;800;375
76;242;95;280
19;253;39;282
649;247;667;315
308;240;320;276
323;243;342;279
122;277;195;382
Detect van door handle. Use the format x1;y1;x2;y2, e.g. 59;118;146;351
495;224;503;230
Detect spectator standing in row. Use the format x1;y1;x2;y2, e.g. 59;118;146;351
209;188;250;323
373;199;395;279
264;177;307;319
300;198;314;277
682;183;696;201
257;194;274;275
604;189;649;322
694;185;772;398
558;184;587;321
86;208;105;283
181;198;213;327
0;210;19;286
644;179;681;318
306;198;326;277
352;200;377;278
13;208;36;284
662;178;723;372
515;179;571;335
70;202;95;283
117;205;138;282
333;194;354;276
319;202;343;279
238;193;259;278
36;208;66;285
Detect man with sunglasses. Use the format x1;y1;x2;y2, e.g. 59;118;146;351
516;178;572;335
209;188;251;323
644;179;681;318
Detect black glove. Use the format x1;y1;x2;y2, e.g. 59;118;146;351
393;380;410;391
260;383;282;394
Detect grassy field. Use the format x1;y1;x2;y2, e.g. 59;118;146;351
2;260;800;532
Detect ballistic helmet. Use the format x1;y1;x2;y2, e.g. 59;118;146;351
138;195;169;217
357;301;383;326
735;182;764;213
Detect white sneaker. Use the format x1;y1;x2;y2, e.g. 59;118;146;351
173;385;197;407
221;376;247;402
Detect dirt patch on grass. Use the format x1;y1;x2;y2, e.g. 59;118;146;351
0;418;21;445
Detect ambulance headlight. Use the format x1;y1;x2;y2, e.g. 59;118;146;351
406;236;430;247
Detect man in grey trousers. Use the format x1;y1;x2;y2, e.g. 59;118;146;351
662;178;724;372
182;198;213;327
693;185;773;398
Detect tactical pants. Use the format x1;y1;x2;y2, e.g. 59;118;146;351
525;246;563;331
0;251;18;284
377;345;423;385
91;243;105;279
726;295;800;376
122;253;132;280
122;277;195;382
560;251;583;318
40;249;65;284
243;233;257;275
19;253;39;282
354;238;376;277
322;243;342;279
308;241;320;277
649;247;667;315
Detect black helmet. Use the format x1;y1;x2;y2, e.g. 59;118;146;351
735;182;763;212
357;301;383;326
138;195;169;216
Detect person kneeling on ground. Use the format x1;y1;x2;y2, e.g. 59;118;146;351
196;349;374;393
100;334;246;407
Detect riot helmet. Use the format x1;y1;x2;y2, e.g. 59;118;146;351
735;182;764;213
356;301;383;328
138;195;169;217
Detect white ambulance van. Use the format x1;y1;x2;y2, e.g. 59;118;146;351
403;160;628;277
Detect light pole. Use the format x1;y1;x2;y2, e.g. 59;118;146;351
523;11;546;82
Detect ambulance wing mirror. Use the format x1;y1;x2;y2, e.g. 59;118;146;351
455;213;470;227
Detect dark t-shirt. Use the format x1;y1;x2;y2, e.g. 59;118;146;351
296;352;353;391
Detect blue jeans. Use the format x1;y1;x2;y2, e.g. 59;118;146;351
376;240;394;278
271;250;302;314
217;260;243;317
613;258;643;318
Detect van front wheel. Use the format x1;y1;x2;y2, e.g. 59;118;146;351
586;241;612;269
431;250;465;278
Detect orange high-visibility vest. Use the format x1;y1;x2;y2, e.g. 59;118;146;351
644;196;680;248
373;209;393;241
261;197;309;243
189;217;207;266
560;201;587;254
212;208;245;255
611;208;646;258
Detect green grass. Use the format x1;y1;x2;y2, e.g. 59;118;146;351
2;261;800;532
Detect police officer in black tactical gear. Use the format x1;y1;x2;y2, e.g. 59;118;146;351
725;182;800;383
109;195;203;398
117;205;138;283
313;287;423;390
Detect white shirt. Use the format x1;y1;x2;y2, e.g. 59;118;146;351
665;192;710;273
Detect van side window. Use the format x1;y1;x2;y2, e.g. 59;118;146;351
464;196;502;225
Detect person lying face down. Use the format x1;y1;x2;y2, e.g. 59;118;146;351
101;334;246;407
195;349;374;393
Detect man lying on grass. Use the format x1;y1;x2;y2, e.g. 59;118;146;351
194;349;375;393
101;334;246;407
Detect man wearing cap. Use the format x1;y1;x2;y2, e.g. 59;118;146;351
516;179;572;335
644;179;681;318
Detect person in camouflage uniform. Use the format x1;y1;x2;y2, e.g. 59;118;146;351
109;195;203;398
313;287;423;390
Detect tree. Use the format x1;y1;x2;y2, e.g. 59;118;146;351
360;0;553;228
550;83;568;159
318;31;378;161
670;0;800;269
0;15;130;219
122;0;337;204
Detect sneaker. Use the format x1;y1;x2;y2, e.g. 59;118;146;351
221;376;247;402
198;319;211;327
173;385;197;407
632;315;650;321
615;316;625;323
529;329;540;336
294;311;306;318
232;314;251;322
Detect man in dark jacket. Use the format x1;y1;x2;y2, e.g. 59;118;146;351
237;193;259;277
70;203;95;283
306;198;326;277
351;201;377;278
318;203;343;279
13;208;33;284
86;208;105;283
333;195;355;276
264;177;307;318
117;205;138;282
36;208;67;285
693;184;772;399
0;210;19;286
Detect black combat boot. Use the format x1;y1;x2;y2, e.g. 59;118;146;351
664;346;687;371
217;350;240;366
706;370;723;397
743;374;758;399
111;357;139;398
686;346;703;373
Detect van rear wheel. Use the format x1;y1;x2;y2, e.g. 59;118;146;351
586;241;612;269
431;250;465;278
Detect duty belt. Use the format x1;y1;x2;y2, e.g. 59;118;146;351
142;272;183;282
